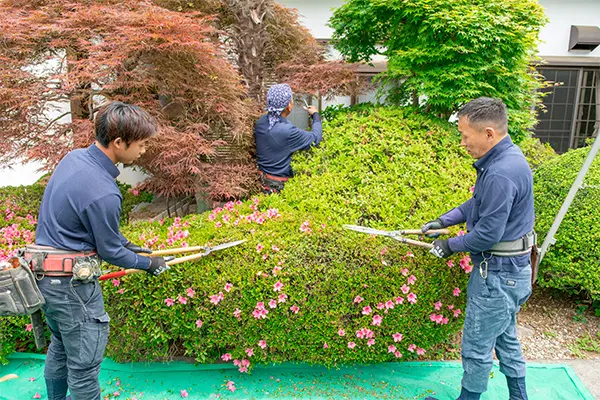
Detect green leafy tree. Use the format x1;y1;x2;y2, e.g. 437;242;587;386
329;0;548;140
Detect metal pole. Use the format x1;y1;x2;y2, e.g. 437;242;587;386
539;126;600;264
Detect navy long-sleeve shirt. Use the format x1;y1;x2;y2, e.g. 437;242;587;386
36;144;151;270
254;113;323;177
439;135;534;272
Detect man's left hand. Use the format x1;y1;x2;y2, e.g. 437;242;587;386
125;241;152;254
429;239;454;258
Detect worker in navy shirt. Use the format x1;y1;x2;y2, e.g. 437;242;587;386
35;102;169;400
422;98;534;400
254;83;322;193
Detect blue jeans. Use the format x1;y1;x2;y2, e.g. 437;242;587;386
461;264;532;394
38;276;109;400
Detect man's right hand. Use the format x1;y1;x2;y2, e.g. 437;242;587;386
147;257;170;277
305;105;318;116
421;218;445;238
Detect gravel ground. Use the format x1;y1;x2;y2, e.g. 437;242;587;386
517;287;600;360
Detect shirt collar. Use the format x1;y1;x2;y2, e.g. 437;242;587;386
473;135;513;172
88;143;120;179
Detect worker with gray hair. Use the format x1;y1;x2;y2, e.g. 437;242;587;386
422;97;535;400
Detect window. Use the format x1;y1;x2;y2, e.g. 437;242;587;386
535;67;599;153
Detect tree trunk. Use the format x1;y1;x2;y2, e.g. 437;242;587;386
227;0;272;102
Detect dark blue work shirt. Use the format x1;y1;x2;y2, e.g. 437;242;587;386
440;135;534;272
254;113;323;177
36;144;151;270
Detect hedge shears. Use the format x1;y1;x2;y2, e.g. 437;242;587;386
343;225;449;249
99;239;246;281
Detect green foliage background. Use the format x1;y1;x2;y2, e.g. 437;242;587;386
329;0;548;141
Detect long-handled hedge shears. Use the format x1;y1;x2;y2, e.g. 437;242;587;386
343;225;449;249
99;239;246;281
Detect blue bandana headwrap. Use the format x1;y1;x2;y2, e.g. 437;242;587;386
266;84;293;130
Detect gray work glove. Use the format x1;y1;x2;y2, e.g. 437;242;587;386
147;257;171;276
421;218;445;238
125;241;152;254
429;239;454;258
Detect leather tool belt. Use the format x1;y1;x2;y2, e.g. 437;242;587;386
23;245;101;281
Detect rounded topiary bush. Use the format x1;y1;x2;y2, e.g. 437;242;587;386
1;107;479;369
534;144;600;300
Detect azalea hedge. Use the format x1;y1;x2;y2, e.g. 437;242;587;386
3;107;484;368
534;144;600;301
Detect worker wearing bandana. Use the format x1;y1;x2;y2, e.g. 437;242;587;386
254;83;322;193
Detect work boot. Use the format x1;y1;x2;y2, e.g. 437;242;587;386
456;387;482;400
506;376;528;400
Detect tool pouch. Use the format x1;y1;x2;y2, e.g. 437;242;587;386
0;257;45;316
530;245;541;285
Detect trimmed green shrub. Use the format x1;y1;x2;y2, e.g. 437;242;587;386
534;145;600;300
2;107;479;368
519;136;557;171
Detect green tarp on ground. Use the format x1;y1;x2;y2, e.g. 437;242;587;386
0;353;595;399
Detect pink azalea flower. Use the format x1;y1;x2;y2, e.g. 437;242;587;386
375;302;384;310
238;366;248;373
323;342;329;349
224;283;233;292
33;393;41;399
272;266;282;275
215;222;222;228
262;254;269;261
290;304;299;314
338;329;346;336
117;289;124;294
273;281;284;292
347;341;356;349
470;186;475;193
195;319;203;328
356;329;365;339
362;305;372;315
394;351;402;358
353;295;363;304
442;317;449;325
268;299;277;309
165;298;175;307
209;295;221;305
233;359;241;367
112;279;120;287
453;309;462;318
393;333;404;342
233;308;242;319
448;304;454;310
178;295;187;305
453;287;461;296
256;244;264;252
186;287;195;297
408;344;417;352
278;293;288;303
258;340;267;349
385;300;395;309
388;345;397;353
222;353;232;361
406;251;414;258
241;359;250;367
180;389;189;398
417;348;426;355
434;301;442;311
395;297;404;304
401;284;410;294
272;245;280;252
367;338;375;347
299;220;312;233
372;315;383;326
401;268;409;276
25;323;33;332
407;275;417;285
246;348;254;357
407;293;417;304
447;260;455;268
